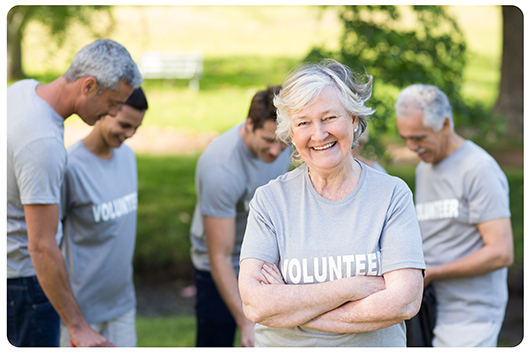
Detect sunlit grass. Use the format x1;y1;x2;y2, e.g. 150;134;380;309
136;314;243;347
136;315;196;347
24;6;503;139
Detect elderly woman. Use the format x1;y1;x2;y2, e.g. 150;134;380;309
238;59;425;347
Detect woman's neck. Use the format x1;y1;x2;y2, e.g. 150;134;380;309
308;157;361;201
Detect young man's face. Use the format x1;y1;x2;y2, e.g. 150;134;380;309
247;119;287;163
396;107;450;165
98;104;145;149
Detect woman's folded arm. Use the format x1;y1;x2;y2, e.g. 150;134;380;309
238;258;386;328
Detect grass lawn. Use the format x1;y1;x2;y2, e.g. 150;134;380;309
136;314;241;347
136;315;196;347
135;154;199;275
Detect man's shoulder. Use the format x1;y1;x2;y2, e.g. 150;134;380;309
256;166;303;195
198;124;246;168
8;79;63;146
8;78;39;92
66;140;89;161
455;141;502;173
115;142;136;160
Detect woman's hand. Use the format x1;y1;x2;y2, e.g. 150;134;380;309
304;269;423;333
260;263;285;285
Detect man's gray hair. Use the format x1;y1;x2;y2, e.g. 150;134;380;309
274;59;375;164
64;39;143;93
395;84;453;131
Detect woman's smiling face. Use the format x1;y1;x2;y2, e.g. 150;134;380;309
290;87;358;175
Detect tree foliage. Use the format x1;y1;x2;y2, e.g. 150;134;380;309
305;6;496;157
7;5;114;80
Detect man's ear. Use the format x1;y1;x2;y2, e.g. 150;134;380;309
81;77;98;96
245;117;254;132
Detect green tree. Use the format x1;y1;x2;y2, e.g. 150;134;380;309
305;6;494;157
7;5;114;80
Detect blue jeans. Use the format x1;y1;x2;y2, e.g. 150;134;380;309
7;276;60;347
193;267;236;347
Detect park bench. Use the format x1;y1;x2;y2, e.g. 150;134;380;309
138;51;204;91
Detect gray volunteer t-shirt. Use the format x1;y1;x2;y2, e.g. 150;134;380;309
240;162;425;347
7;79;67;278
60;141;138;323
415;140;511;324
189;122;291;273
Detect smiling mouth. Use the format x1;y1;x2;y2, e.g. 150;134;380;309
312;141;337;151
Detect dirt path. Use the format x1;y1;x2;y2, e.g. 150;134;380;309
64;124;218;155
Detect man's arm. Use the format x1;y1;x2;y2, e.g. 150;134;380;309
204;216;255;347
424;217;513;286
25;204;111;347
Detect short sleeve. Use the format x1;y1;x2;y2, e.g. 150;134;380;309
379;180;426;274
465;161;511;224
14;138;67;205
199;165;245;218
240;189;280;265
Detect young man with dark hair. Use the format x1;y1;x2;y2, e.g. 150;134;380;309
190;86;291;347
59;87;148;347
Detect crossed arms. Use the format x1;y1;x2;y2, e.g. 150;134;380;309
238;258;423;333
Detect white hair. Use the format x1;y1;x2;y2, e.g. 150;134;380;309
395;84;453;131
274;59;375;165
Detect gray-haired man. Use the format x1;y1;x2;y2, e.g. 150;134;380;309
7;39;143;347
395;84;513;347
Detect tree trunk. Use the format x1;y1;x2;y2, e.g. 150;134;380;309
493;5;523;140
7;7;34;81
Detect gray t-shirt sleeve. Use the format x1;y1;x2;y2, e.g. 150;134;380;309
379;180;426;274
199;165;244;218
464;159;511;224
14;137;66;205
241;191;280;265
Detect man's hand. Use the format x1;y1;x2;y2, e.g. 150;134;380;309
69;325;114;347
239;319;255;347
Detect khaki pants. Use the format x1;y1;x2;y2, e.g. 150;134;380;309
433;321;503;347
60;307;137;347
